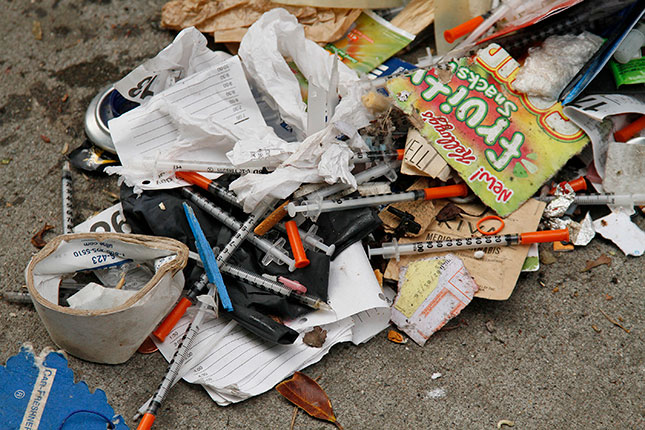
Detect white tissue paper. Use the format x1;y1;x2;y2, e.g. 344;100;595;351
229;8;373;211
66;282;138;311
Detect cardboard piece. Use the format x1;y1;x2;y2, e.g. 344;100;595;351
401;128;452;180
390;0;436;36
325;11;415;75
161;0;361;43
379;177;437;238
387;44;589;216
385;198;546;300
391;253;477;346
0;345;128;429
602;141;645;194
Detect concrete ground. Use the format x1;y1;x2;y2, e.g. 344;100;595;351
0;1;643;429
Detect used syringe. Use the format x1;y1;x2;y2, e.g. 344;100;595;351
176;172;337;256
254;160;402;233
62;161;73;234
137;203;228;430
181;188;297;271
368;229;570;261
138;150;404;174
287;183;469;218
187;251;330;311
537;193;645;206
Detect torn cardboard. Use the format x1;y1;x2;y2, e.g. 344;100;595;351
161;0;361;43
385;198;546;300
379;177;437;238
401;128;452;180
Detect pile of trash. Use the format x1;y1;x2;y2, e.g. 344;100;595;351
4;0;644;428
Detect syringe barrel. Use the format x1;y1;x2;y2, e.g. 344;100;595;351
301;190;418;216
305;160;401;202
369;235;517;259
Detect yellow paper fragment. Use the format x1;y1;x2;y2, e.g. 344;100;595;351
394;259;442;318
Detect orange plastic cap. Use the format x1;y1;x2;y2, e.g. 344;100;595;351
285;220;310;269
423;183;469;200
153;297;192;342
137;413;156;430
614;115;645;142
396;149;405;160
520;229;569;245
444;16;485;44
175;171;211;191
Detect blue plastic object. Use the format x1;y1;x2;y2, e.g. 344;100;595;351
0;346;129;429
182;202;233;311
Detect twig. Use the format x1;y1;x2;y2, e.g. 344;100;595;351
599;308;630;333
289;406;298;430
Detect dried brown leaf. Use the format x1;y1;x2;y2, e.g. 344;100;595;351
581;254;611;272
303;326;327;348
435;203;487;222
40;134;51;143
435;203;464;222
276;372;343;429
31;223;54;248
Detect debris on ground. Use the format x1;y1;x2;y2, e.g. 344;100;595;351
276;371;343;429
7;1;645;428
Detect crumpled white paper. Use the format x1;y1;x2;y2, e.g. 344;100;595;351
229;9;373;211
114;27;231;105
67;282;138;311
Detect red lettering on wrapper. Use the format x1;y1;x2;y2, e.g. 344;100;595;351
421;111;477;165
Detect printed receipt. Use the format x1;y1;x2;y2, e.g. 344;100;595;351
108;55;266;189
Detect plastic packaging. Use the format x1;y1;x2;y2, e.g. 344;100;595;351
512;32;604;99
613;22;645;63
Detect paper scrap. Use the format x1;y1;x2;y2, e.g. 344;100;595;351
593;211;645;257
66;282;137;311
563;94;645;178
521;243;539;272
108;55;268;190
401;128;452;181
385;198;546;300
387;44;589;216
391;254;477;346
390;0;435;36
73;203;132;234
114;27;231;105
602;141;645;194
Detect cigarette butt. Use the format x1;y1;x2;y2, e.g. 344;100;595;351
254;201;289;236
